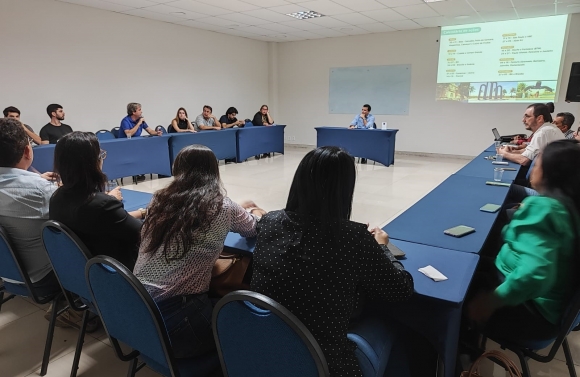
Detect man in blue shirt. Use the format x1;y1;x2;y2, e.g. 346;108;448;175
119;103;162;138
349;104;375;130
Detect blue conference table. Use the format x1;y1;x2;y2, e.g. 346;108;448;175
315;127;398;166
122;189;156;212
32;136;172;179
236;125;286;162
168;129;238;163
455;149;521;181
384;174;510;254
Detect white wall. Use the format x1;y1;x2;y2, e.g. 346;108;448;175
0;0;269;132
277;14;580;156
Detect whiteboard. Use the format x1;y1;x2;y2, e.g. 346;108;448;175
329;65;411;115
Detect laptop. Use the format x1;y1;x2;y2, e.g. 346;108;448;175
492;128;526;144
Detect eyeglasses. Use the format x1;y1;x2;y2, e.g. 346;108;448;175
99;149;107;160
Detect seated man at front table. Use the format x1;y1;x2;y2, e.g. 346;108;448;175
3;106;41;145
553;112;576;140
119;102;162;138
39;104;73;144
497;103;563;166
349;104;375;130
195;105;221;131
219;107;244;129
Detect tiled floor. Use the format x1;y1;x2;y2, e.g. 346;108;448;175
1;146;577;376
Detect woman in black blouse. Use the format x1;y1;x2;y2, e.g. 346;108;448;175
49;132;143;269
251;146;414;377
251;104;274;126
169;107;196;133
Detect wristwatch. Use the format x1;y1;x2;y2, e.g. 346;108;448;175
138;208;147;219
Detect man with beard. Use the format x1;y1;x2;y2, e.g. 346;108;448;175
39;104;73;144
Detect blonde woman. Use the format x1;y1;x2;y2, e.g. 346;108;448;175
169;107;196;133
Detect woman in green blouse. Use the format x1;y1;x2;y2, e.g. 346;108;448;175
468;139;580;342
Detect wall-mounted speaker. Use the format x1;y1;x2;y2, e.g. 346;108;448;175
565;62;580;102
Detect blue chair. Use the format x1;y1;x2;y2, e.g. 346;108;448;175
156;125;167;134
525;157;536;181
110;127;120;138
481;288;580;377
0;225;63;376
85;256;220;377
95;130;116;141
244;120;253;127
213;290;330;377
41;221;100;377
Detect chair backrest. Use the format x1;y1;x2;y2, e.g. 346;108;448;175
110;127;120;138
0;225;45;301
213;290;329;377
95;130;116;141
525;157;536;180
156;125;167;134
244;120;253;127
41;221;93;310
85;256;177;376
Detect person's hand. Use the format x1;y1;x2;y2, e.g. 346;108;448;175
189;129;196;133
40;171;56;181
370;226;389;245
250;208;267;217
349;125;355;129
574;131;580;141
107;186;123;201
360;113;366;119
239;200;259;209
467;291;502;325
156;130;163;136
139;117;146;124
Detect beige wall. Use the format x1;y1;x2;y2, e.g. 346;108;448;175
0;0;269;132
276;14;580;156
1;0;578;156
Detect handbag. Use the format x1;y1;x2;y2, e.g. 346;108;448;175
461;350;522;377
209;252;251;297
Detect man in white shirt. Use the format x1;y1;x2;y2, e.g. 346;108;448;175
0;118;59;296
498;103;564;166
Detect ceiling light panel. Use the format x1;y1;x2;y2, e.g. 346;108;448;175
286;10;324;19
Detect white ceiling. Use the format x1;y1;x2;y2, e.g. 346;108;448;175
55;0;580;42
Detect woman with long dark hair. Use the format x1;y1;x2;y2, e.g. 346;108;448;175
468;139;580;342
250;146;414;377
50;132;143;269
134;144;265;359
169;107;196;133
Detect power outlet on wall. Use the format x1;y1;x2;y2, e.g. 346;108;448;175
285;136;296;141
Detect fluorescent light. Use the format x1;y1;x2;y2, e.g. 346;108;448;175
423;0;446;3
286;11;324;20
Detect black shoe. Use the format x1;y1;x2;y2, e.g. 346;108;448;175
225;158;236;164
136;175;146;181
360;158;367;164
255;155;260;160
262;153;271;158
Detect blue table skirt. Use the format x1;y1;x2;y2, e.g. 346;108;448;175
32;136;172;179
316;127;398;166
168;129;237;163
384;174;510;254
236;125;286;162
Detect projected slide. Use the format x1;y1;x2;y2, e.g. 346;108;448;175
436;15;568;103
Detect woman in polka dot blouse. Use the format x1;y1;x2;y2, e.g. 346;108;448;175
251;146;414;377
